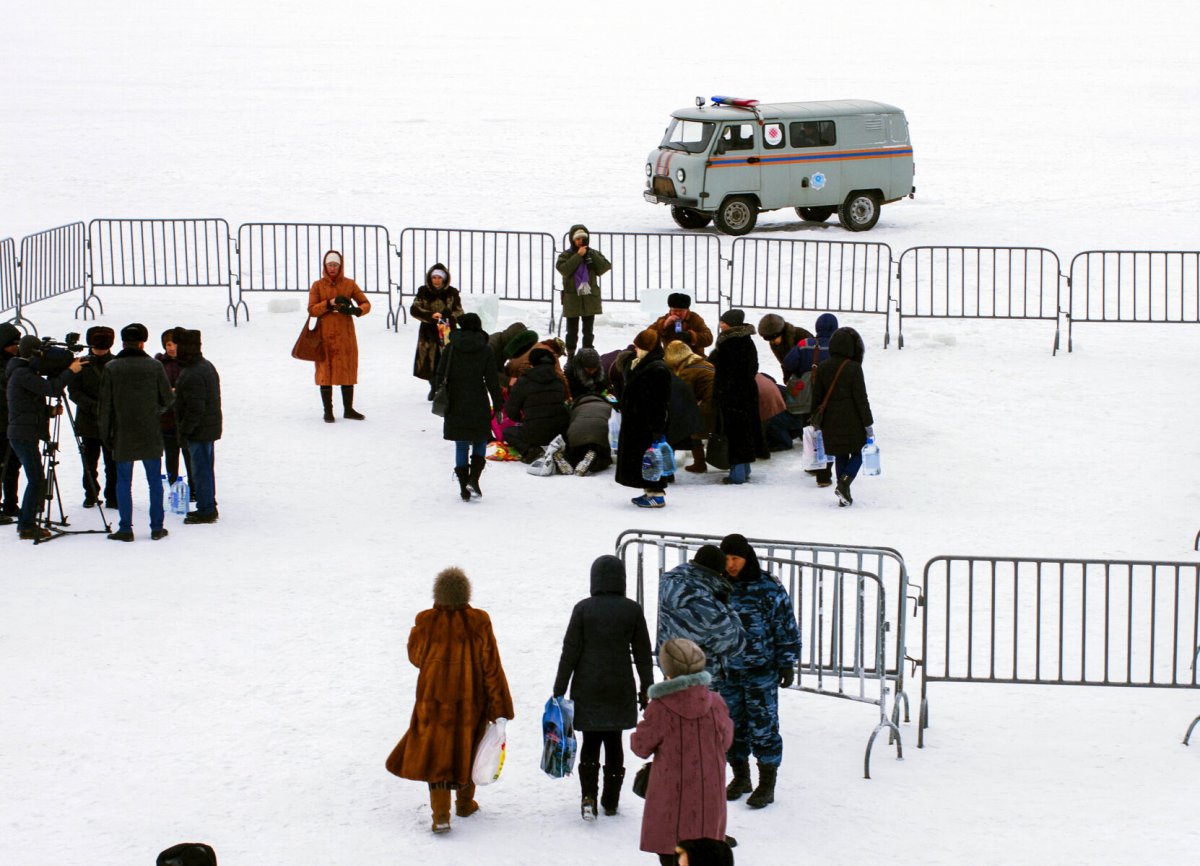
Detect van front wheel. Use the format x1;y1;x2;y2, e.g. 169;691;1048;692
797;206;836;223
839;191;881;232
715;196;758;235
671;207;713;229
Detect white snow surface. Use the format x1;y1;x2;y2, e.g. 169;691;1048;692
3;1;1200;864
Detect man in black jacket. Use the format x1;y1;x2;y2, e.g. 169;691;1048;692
173;328;222;525
68;326;118;508
6;335;85;539
0;323;23;520
98;323;174;541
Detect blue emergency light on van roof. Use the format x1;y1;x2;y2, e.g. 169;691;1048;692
710;95;759;108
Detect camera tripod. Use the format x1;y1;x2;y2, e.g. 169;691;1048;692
32;397;112;545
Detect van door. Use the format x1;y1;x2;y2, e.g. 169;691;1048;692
758;121;791;209
707;121;761;207
786;119;842;208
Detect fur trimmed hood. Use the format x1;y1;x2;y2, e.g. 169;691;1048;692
648;670;711;699
433;567;471;608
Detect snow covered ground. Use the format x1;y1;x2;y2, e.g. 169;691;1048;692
3;2;1199;864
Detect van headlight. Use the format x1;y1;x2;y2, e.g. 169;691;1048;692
645;163;652;177
675;168;686;182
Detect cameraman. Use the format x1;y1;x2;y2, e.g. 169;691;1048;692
68;326;118;509
6;335;86;540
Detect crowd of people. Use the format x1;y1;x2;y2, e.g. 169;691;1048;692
412;227;875;510
2;322;222;541
387;534;799;863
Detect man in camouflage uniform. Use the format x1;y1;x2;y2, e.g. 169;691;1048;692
656;544;746;681
717;533;801;809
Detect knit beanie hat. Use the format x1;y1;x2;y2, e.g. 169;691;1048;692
458;312;482;332
324;250;342;266
0;322;21;350
18;334;42;359
720;309;746;327
691;544;725;574
633;328;659;352
757;313;786;339
571;227;589;243
659;638;706;678
576;347;601;370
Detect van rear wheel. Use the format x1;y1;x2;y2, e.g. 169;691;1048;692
797;206;836;223
838;191;882;232
715;196;758;236
671;207;713;229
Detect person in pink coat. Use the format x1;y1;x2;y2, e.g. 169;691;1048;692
631;638;734;864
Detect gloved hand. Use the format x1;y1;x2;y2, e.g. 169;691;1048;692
334;295;350;307
779;666;795;688
865;425;875;440
350;306;363;316
638;688;649;711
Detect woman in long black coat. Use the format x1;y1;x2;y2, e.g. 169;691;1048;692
553;554;654;820
710;310;763;484
434;313;503;501
615;330;671;507
811;326;873;507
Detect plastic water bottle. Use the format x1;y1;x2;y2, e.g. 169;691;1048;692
862;437;881;476
656;436;676;475
608;412;621;451
641;445;663;482
161;473;170;504
171;477;190;514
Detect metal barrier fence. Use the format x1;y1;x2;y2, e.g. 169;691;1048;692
398;228;559;334
1066;250;1200;352
18;222;96;330
725;238;895;344
1;238;18;324
896;246;1063;352
233;223;396;327
559;230;723;308
918;556;1200;748
615;528;915;777
89;218;232;295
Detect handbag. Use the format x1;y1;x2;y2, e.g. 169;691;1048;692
705;415;731;470
632;761;653;798
431;347;452;417
808;359;849;431
290;316;324;362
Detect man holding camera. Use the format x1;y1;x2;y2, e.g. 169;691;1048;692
556;224;611;358
98;323;173;542
68;326;119;509
6;335;86;540
0;323;24;523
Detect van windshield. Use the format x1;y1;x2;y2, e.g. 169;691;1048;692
661;118;715;153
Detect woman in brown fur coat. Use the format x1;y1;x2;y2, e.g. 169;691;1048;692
386;567;515;834
307;250;371;422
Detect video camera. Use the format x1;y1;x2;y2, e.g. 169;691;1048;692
30;332;84;377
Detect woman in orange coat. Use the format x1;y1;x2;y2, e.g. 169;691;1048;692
306;250;371;422
386;567;515;834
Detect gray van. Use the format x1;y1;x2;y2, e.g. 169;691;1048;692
644;97;915;234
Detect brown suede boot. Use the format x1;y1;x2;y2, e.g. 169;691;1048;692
685;441;707;473
455;782;479;818
430;788;452;833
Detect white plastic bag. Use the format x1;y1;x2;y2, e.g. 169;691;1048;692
527;454;556;476
801;425;831;471
472;718;508;786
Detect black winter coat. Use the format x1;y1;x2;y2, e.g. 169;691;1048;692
567;394;611;450
435;329;503;443
615;347;671;489
812;327;873;455
553;556;654;731
67;350;115;438
710;325;763;465
175;355;223;443
504;361;568;447
666;372;703;450
98;349;173;461
155;352;184;432
6;358;76;441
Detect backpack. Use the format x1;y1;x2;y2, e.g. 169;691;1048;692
540;696;578;778
784;340;821;415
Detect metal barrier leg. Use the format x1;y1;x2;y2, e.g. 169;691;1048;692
1184;715;1200;746
888;691;910;745
864;718;903;779
74;287;102;320
226;294;250;326
917;697;929;748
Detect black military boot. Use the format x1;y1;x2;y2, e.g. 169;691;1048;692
578;761;600;821
746;762;777;809
320;386;335;423
467;455;486;497
453;467;471;502
341;385;365;420
600;765;625;816
726;759;752;800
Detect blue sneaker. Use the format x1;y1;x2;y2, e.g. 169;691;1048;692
631;494;665;508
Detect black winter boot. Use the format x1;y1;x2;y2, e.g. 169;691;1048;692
341;385;365;420
726;759;752;800
746;762;777;809
836;474;854;507
578;761;600;821
600;765;625;816
453;466;471;502
320;386;335;423
467;455;486;497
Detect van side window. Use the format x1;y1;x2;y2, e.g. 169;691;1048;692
717;123;755;153
789;120;836;148
763;123;785;149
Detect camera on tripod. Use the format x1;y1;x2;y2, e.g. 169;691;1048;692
29;332;85;377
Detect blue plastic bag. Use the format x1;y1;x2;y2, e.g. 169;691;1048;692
540;696;578;779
